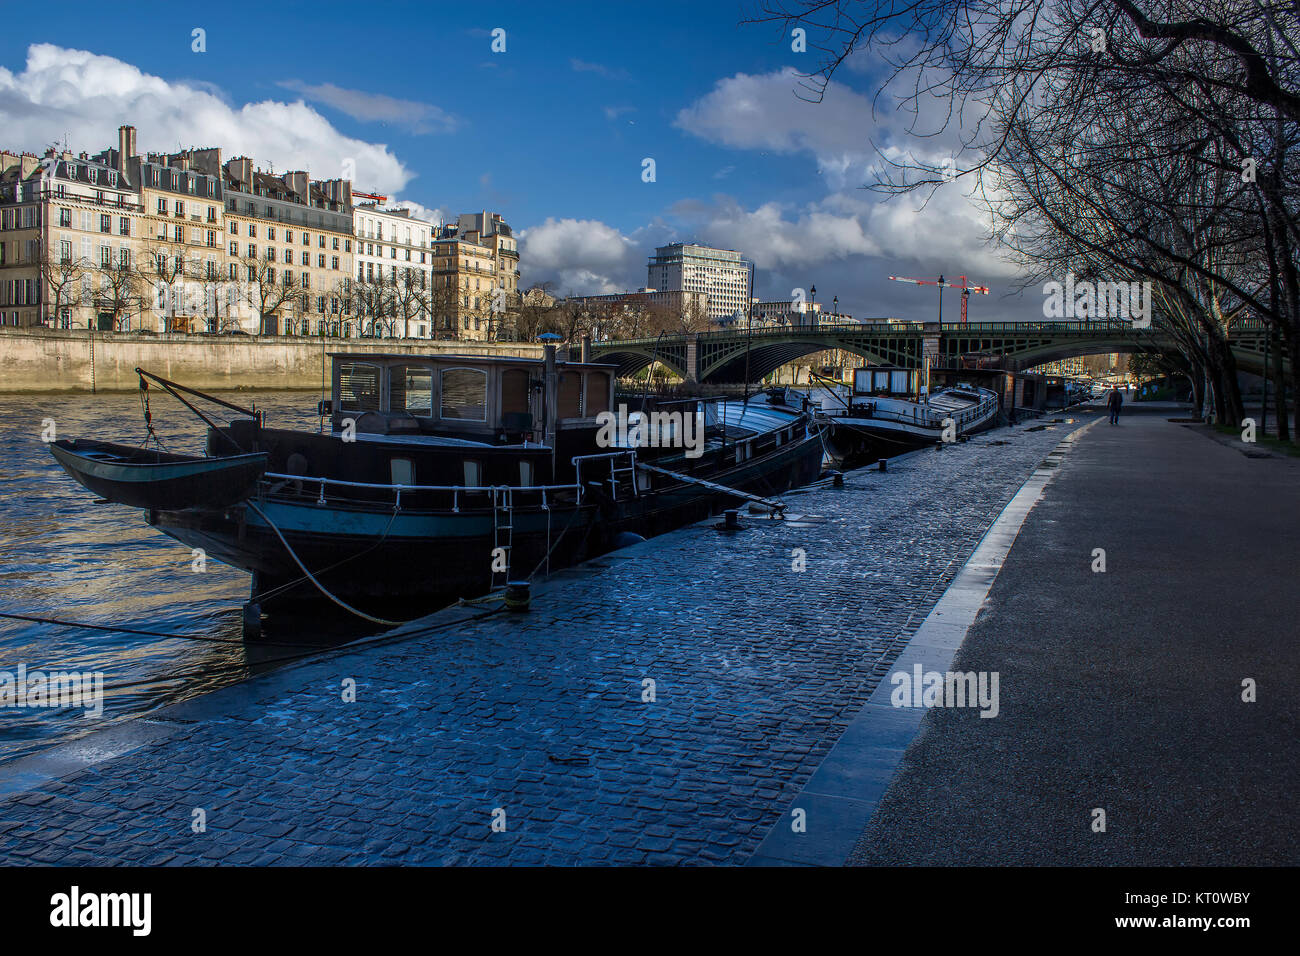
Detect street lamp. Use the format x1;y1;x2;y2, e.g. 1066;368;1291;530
809;285;817;329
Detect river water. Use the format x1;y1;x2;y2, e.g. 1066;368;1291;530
0;389;378;765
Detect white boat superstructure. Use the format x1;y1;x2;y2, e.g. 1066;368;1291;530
830;385;999;440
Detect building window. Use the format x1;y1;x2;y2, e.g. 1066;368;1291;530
229;221;238;234
332;237;339;250
229;241;238;256
302;232;310;245
89;168;98;184
249;224;256;238
344;239;351;253
286;230;293;243
99;214;110;233
59;240;71;263
331;256;339;270
267;226;276;241
301;274;309;289
247;244;256;258
301;251;309;266
317;254;325;268
119;217;130;236
176;201;185;217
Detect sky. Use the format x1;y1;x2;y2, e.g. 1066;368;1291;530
0;0;1039;322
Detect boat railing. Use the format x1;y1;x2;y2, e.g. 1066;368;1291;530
849;389;998;430
261;471;584;512
571;449;641;501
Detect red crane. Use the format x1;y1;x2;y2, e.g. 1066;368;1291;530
888;274;989;324
353;190;388;203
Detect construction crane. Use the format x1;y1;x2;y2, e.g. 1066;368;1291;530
353;190;388;204
887;274;989;324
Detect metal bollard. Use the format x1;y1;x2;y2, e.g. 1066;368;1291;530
504;580;531;612
878;459;888;472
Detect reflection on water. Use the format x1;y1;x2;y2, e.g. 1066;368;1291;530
0;389;379;764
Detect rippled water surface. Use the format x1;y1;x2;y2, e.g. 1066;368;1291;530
0;389;378;764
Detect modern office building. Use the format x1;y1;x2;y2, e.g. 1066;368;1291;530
646;242;753;321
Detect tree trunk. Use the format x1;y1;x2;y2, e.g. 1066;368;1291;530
1270;324;1290;442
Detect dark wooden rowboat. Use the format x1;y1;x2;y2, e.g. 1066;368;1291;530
49;439;268;511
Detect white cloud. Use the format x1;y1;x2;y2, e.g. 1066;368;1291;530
571;59;630;81
0;44;414;193
518;217;639;295
386;199;447;227
276;80;459;134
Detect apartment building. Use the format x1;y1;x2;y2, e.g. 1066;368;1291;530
431;224;499;340
353;204;435;338
221;157;354;335
0;131;146;329
646;243;753;322
456;211;520;311
1;123;514;341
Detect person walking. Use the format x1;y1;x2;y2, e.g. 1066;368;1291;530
1107;385;1123;425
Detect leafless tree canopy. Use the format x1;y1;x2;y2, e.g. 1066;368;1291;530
749;0;1300;430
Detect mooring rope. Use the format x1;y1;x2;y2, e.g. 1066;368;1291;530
245;500;415;627
0;611;320;648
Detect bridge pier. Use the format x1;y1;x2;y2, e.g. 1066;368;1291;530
685;333;699;384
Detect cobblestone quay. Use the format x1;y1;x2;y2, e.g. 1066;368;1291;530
0;418;1081;865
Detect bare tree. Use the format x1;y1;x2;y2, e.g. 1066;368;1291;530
97;259;145;332
235;252;299;334
39;253;89;328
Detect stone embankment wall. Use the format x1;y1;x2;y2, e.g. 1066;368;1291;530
0;328;543;393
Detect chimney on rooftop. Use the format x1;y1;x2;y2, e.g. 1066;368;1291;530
117;126;136;175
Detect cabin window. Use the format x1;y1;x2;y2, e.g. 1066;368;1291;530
585;372;611;416
558;373;582;418
390;458;415;486
441;367;488;421
501;368;531;416
391;365;433;416
462;460;483;486
519;461;534;486
337;363;380;412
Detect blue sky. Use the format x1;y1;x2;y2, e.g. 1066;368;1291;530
0;0;1034;319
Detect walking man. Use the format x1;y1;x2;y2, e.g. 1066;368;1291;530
1107;385;1123;425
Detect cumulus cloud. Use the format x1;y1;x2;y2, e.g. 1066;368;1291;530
277;80;459;134
0;44;414;193
518;217;640;295
386;199;447;227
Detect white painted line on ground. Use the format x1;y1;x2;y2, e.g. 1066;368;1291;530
747;418;1100;867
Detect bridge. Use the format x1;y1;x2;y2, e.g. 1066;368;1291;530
589;319;1281;383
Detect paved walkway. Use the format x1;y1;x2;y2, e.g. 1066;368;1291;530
0;416;1076;865
848;404;1300;865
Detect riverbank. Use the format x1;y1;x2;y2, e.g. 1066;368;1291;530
0;415;1078;864
0;327;541;393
